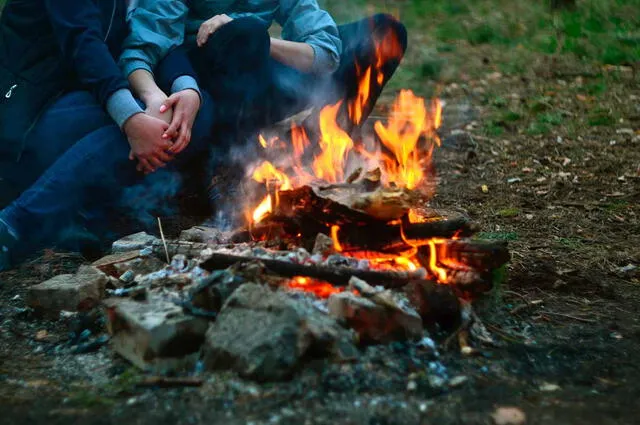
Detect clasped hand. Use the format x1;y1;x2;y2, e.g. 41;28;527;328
125;89;201;174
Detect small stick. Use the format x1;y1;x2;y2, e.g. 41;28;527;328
157;217;170;263
137;377;203;388
541;311;597;324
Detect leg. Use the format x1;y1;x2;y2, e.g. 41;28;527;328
189;17;271;126
333;14;408;129
0;91;113;207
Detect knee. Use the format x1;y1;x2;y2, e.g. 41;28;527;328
372;13;408;55
203;16;270;62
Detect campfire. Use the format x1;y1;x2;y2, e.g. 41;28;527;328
26;33;511;380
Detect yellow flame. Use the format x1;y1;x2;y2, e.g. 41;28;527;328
253;195;272;223
312;101;354;183
330;225;343;252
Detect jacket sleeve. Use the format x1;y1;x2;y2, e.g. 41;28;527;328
276;0;342;74
155;46;202;100
44;0;142;127
119;0;189;78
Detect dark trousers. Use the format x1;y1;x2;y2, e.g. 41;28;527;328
190;13;407;142
0;91;216;257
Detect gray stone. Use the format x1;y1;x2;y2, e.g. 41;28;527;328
203;284;357;381
179;226;225;244
104;295;209;372
328;291;423;344
312;233;336;256
27;265;108;317
112;232;158;254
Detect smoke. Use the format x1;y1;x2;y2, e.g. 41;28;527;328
118;169;183;230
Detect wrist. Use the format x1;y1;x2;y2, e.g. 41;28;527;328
122;112;145;135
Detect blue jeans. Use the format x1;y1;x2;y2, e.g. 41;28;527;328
0;90;215;256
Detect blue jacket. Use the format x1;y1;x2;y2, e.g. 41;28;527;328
120;0;343;77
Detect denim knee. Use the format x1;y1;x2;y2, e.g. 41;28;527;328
371;13;408;55
201;16;270;70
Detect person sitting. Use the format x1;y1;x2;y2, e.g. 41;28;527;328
0;0;214;271
120;0;407;142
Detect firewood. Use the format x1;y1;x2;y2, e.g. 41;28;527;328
416;239;510;271
200;252;426;288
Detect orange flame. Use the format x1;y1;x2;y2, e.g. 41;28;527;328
348;65;372;125
330;225;343;252
312;101;354;183
252;195;272;223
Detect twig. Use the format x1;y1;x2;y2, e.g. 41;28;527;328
540;311;597;323
157;217;170;264
136;377;203;388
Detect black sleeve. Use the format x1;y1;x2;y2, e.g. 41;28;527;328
44;0;129;105
154;46;199;95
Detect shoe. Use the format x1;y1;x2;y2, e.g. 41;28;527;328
0;218;17;272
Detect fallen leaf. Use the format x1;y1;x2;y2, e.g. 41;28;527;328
481;184;489;193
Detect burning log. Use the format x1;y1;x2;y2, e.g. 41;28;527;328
334;217;479;253
200;252;426;289
416;239;510;271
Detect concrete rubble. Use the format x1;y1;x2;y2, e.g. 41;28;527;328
27;265;108;317
104;295;209;372
111;232;158;253
327;277;423;344
203;283;358;381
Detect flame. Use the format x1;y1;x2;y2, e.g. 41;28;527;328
258;134;268;149
348;65;372;125
374;90;438;190
330;225;343;252
427;239;448;283
288;276;344;298
312;101;354;183
253;195;272;223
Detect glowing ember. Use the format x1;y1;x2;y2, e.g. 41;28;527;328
288;276;344;298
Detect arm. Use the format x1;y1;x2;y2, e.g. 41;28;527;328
276;0;343;74
44;0;143;127
270;38;315;73
44;0;174;174
119;0;189;79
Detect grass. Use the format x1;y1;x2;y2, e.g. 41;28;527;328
322;0;639;95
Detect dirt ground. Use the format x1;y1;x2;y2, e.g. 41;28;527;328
1;1;640;424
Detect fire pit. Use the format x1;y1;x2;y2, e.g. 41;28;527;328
26;73;511;381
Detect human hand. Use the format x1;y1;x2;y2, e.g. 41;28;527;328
123;113;174;174
197;14;233;47
159;89;201;155
143;91;173;125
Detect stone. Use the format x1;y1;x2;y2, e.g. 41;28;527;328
202;284;357;381
312;233;336;256
104;295;209;372
327;291;423;344
112;232;158;254
112;256;166;277
491;407;526;425
179;226;225;244
27;265;108;317
404;280;460;327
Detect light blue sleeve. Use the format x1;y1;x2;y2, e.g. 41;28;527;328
276;0;342;74
118;0;189;77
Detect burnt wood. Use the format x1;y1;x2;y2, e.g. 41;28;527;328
200;252;426;289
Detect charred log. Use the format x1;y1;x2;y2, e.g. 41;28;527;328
200;252;426;289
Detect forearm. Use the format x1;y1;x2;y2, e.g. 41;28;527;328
269;38;315;73
128;69;166;104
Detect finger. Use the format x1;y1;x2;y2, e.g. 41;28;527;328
155;149;174;162
129;149;135;161
172;126;190;155
160;94;179;114
197;25;211;47
165;113;183;142
138;158;154;174
148;156;167;170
